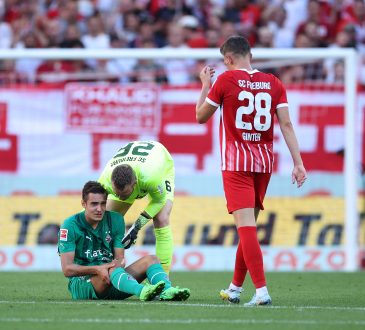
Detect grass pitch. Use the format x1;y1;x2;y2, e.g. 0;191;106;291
0;271;364;330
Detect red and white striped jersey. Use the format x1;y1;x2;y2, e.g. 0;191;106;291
206;68;288;173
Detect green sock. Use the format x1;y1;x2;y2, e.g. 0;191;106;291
154;226;173;274
110;268;143;296
146;263;171;290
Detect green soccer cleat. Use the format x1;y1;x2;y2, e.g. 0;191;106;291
160;286;191;301
219;288;241;304
139;281;165;301
244;293;272;307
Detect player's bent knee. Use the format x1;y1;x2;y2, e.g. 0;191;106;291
153;216;170;227
142;254;160;266
100;276;111;286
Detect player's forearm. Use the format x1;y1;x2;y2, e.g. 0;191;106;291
196;86;211;123
62;263;103;278
196;86;210;110
143;198;166;222
134;213;152;230
280;121;304;166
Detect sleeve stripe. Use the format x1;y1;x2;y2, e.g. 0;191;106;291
277;103;288;109
206;97;220;107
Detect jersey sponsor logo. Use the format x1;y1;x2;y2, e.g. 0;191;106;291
85;236;92;241
238;80;271;90
59;229;68;241
84;249;113;260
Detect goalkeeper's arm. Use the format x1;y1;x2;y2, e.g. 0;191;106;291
134;212;152;230
121;212;152;249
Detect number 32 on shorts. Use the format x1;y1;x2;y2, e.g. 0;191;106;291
235;91;272;131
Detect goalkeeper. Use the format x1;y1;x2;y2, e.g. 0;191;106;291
98;140;175;273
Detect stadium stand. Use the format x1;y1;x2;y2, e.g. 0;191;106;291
0;0;364;86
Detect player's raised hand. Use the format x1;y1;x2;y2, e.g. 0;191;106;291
292;164;307;188
199;66;215;87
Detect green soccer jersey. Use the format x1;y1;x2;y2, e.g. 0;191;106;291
98;141;175;217
58;210;125;266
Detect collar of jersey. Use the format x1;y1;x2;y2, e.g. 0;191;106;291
237;68;260;74
79;211;102;231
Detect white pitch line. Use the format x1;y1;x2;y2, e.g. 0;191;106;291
0;317;364;326
0;300;365;312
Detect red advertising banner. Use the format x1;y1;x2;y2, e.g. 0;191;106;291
0;103;18;172
0;85;364;177
299;105;344;172
0;102;7;133
64;83;161;134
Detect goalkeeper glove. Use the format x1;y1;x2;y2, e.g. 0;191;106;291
122;214;150;249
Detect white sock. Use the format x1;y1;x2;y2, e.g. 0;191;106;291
256;286;268;297
229;283;242;292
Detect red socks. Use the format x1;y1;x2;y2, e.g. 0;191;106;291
232;243;247;287
237;226;266;288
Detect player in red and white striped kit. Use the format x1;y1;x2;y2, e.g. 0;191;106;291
196;36;307;306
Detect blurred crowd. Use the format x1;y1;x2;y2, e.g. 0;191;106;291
0;0;364;86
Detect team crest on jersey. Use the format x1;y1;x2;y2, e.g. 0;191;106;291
60;229;68;241
105;234;112;243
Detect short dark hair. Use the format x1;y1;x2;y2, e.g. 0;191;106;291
111;165;135;191
220;35;251;57
82;181;107;201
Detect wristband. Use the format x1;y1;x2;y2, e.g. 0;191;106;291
135;214;150;230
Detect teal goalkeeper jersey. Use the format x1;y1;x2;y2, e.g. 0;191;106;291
58;211;125;266
98;141;175;217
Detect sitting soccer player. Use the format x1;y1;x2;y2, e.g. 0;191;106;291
58;181;190;301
